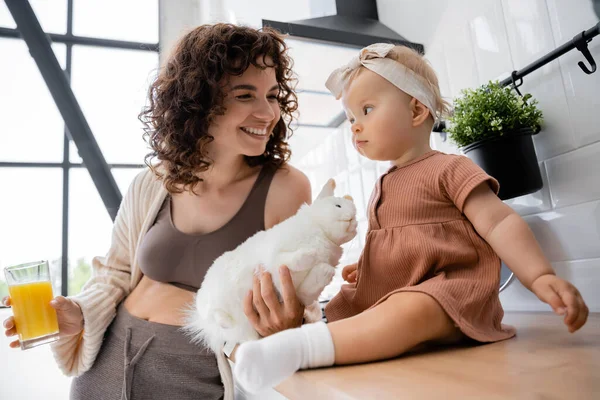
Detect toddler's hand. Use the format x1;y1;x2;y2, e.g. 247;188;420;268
531;274;589;333
341;263;358;283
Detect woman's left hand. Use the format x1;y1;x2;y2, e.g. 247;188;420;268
243;265;304;337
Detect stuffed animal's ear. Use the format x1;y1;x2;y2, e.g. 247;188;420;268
316;179;336;200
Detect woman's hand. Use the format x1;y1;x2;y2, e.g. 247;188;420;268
243;265;304;337
341;262;358;283
531;274;589;333
2;295;84;348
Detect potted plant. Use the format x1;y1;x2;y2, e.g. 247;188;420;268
447;81;544;200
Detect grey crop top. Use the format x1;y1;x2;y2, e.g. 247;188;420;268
137;166;276;292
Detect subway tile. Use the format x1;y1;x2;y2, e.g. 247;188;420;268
547;0;600;148
527;72;577;160
499;274;548;312
500;258;600;312
376;0;451;48
501;0;577;159
502;0;555;58
466;0;514;84
552;259;600;312
425;38;452;100
546;141;600;208
441;12;481;97
523;200;600;262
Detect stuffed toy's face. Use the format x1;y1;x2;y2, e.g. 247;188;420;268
312;179;358;245
318;195;358;244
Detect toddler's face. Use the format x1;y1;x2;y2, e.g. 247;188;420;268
341;69;417;162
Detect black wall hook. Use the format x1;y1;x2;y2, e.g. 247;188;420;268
500;22;599;88
510;71;524;97
573;32;597;74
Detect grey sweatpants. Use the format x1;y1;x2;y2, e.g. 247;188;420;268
70;302;224;400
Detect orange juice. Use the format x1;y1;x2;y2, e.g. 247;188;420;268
9;281;59;341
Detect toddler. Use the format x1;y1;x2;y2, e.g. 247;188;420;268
233;43;589;393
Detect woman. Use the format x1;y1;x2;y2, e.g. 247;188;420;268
3;23;311;399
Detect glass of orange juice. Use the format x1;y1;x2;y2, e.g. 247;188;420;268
4;260;60;350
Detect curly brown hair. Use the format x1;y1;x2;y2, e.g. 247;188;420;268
139;23;298;193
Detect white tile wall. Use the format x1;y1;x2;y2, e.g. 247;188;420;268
441;13;482;97
467;0;515;84
547;0;600;148
500;258;600;312
424;39;453;100
502;0;578;160
523;200;600;263
376;0;600;312
546;141;600;208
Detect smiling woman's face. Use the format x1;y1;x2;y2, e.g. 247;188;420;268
208;59;281;158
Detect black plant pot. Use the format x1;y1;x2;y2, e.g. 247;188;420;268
462;127;543;200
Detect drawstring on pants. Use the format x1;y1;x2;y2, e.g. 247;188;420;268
121;327;155;400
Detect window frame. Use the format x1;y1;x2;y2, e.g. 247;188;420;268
0;0;158;298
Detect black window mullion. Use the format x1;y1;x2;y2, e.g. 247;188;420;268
1;0;159;298
60;0;73;296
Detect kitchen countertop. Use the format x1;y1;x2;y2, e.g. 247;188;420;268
276;312;600;399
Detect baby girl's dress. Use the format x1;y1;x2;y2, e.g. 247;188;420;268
325;151;516;342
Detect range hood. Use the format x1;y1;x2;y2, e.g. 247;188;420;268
263;0;424;53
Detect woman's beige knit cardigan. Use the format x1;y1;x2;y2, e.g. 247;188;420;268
49;169;235;399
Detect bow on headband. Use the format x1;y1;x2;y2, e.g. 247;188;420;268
325;43;438;121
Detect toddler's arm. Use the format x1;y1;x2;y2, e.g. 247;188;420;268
463;183;588;332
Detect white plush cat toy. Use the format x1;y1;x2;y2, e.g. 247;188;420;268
184;178;357;353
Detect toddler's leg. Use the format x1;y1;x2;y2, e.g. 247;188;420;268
329;291;463;364
234;292;461;392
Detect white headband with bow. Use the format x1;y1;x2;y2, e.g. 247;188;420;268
325;43;438;121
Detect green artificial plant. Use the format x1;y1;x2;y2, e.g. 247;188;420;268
447;81;543;148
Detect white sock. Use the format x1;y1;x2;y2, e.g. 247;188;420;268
233;322;335;393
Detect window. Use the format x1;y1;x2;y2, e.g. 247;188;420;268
73;0;158;43
0;2;159;299
67;168;142;296
0;0;67;34
0;40;66;162
70;46;157;164
0;169;63;299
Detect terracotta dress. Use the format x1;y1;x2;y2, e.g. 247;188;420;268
325;151;515;342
